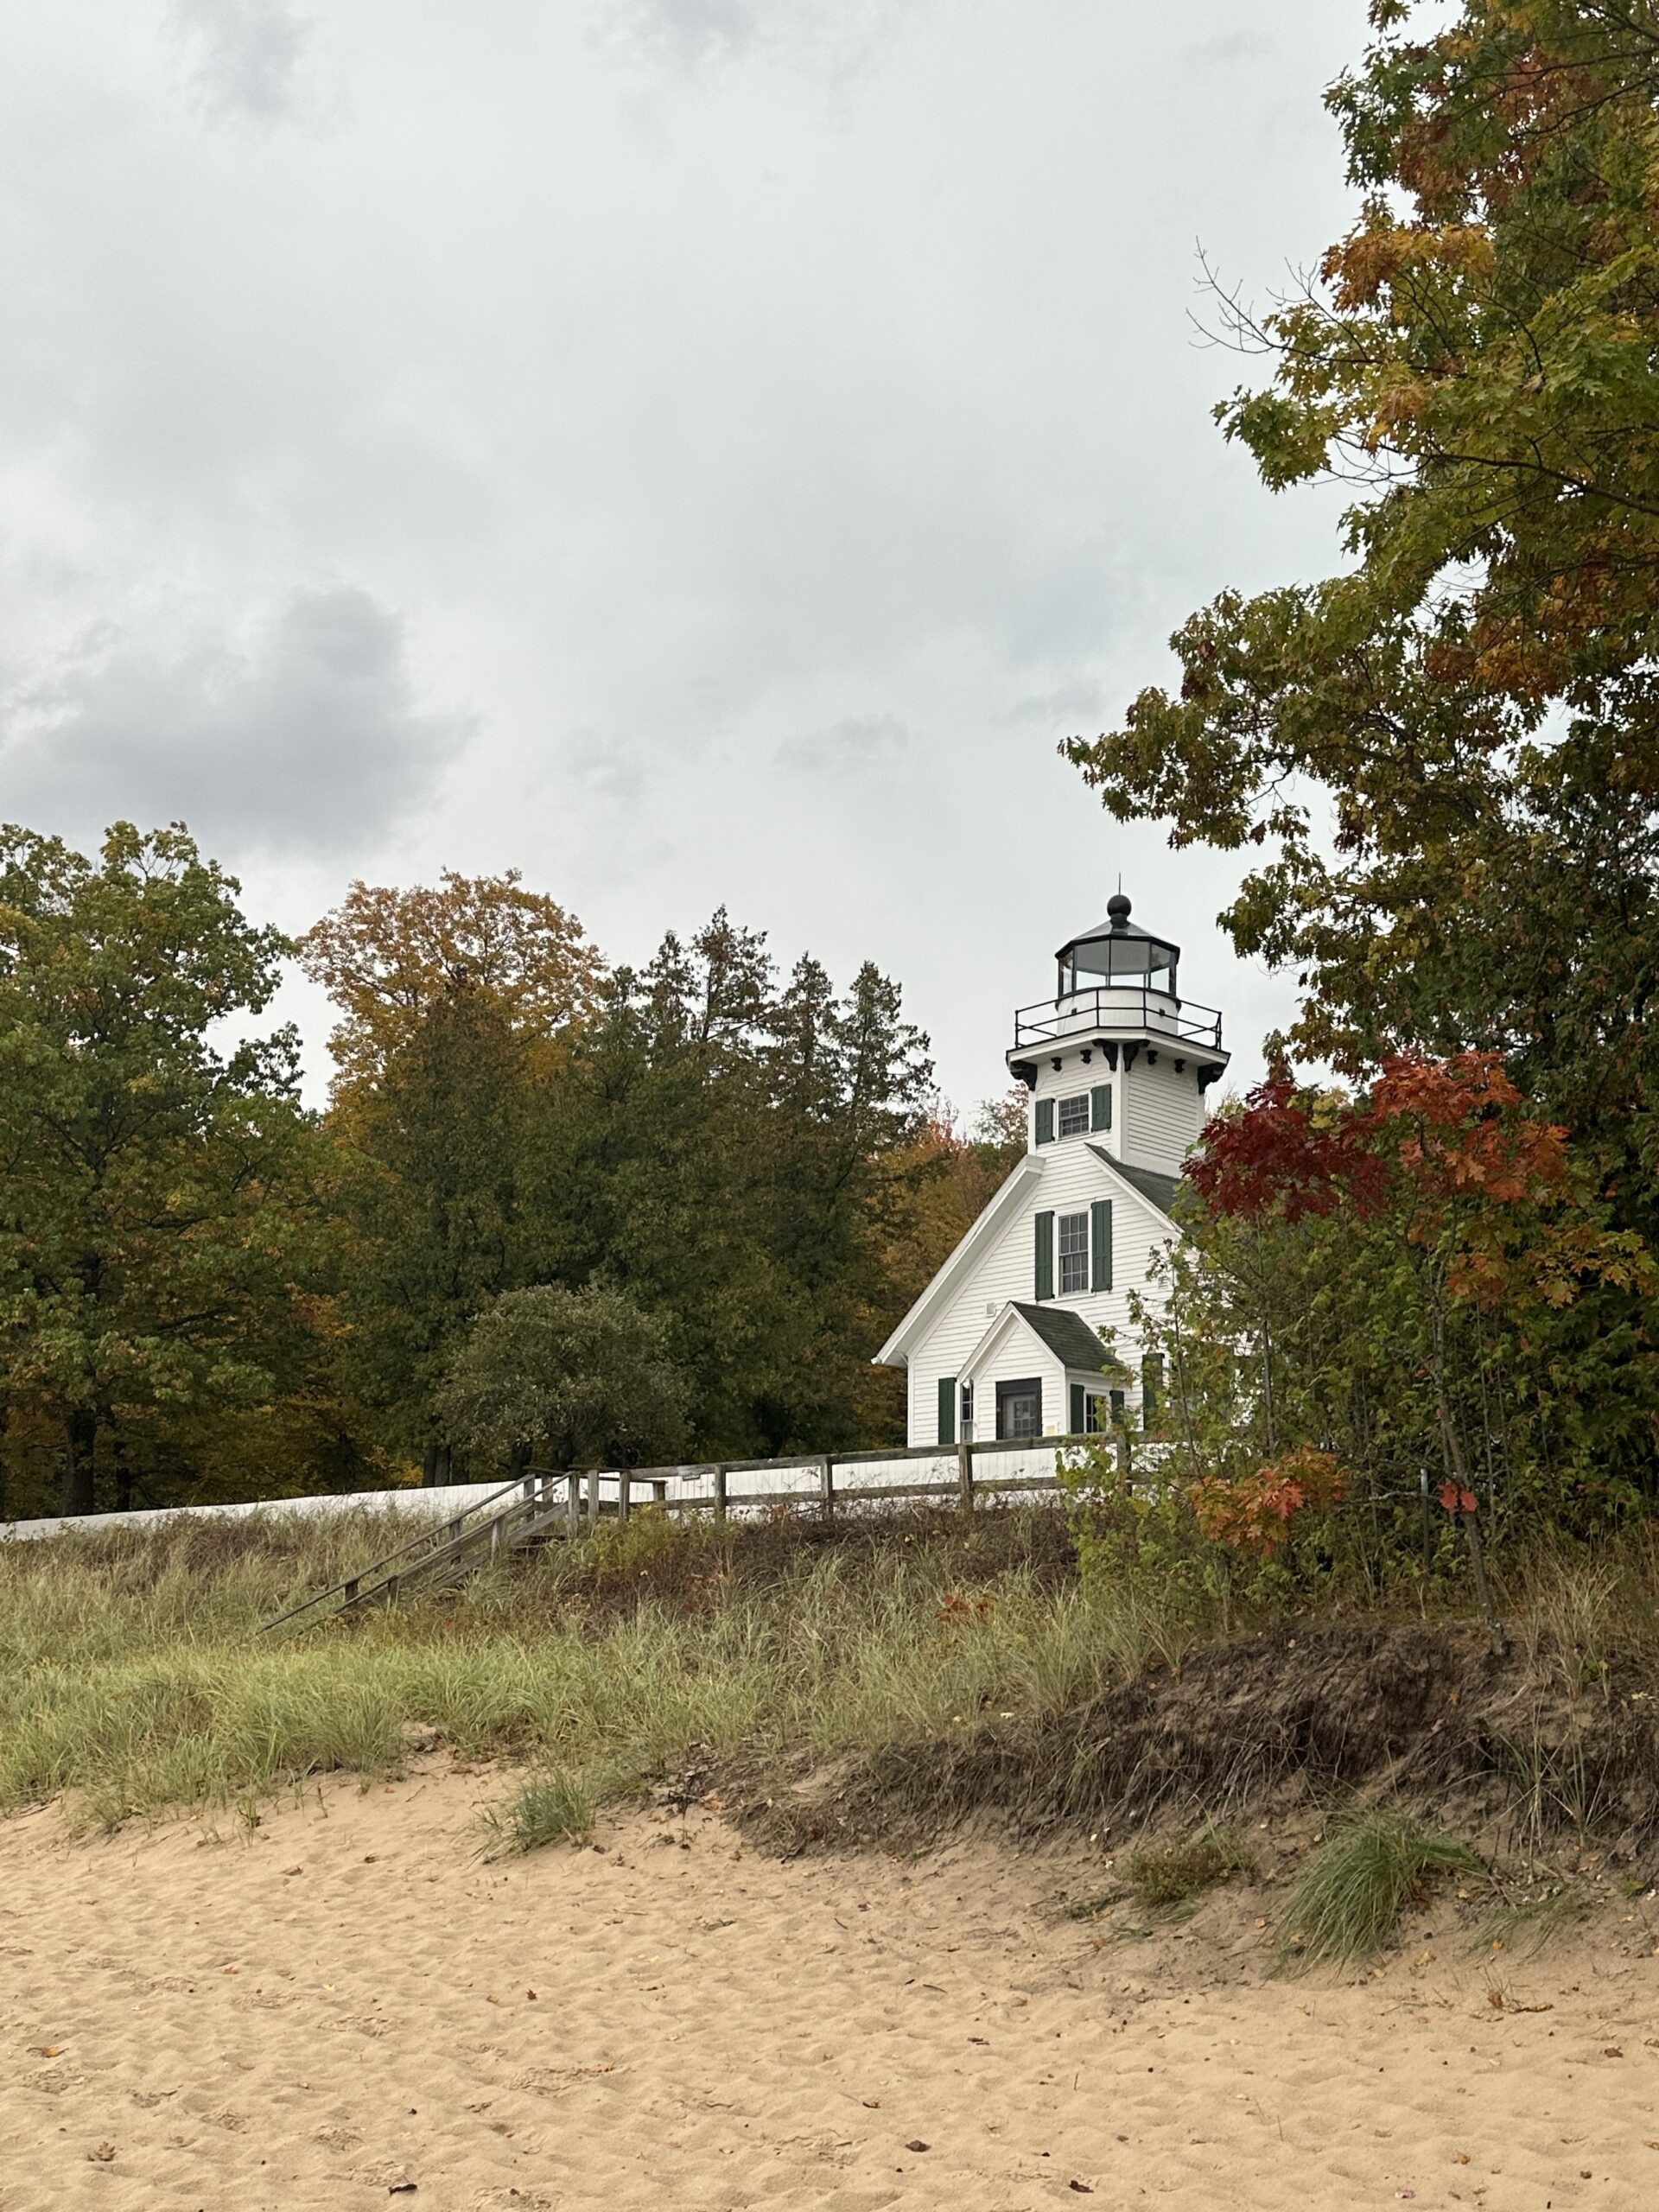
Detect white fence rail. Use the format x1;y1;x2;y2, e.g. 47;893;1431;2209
0;1433;1127;1547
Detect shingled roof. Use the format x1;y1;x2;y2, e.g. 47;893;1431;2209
1087;1144;1179;1218
1009;1303;1114;1371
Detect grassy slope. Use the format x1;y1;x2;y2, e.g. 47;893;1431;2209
1;1505;1197;1829
7;1506;1659;1877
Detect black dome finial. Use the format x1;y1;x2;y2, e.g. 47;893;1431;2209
1106;892;1132;931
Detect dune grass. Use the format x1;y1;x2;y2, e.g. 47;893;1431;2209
9;1499;1659;1853
1127;1829;1255;1911
484;1766;600;1853
1276;1810;1484;1970
0;1502;1216;1831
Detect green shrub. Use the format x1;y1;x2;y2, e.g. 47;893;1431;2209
1127;1829;1254;1910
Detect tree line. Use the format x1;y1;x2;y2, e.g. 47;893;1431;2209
0;830;1020;1518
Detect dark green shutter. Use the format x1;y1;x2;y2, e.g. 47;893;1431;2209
1090;1198;1113;1293
1141;1353;1163;1430
938;1375;957;1446
1069;1382;1085;1435
1090;1084;1112;1133
1035;1096;1055;1146
1034;1210;1054;1301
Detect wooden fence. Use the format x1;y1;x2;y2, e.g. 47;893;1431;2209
257;1429;1133;1636
558;1429;1129;1531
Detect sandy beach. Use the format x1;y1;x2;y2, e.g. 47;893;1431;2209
3;1768;1658;2211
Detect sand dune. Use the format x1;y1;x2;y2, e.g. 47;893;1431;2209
3;1767;1658;2209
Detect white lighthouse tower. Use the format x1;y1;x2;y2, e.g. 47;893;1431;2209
874;893;1230;1446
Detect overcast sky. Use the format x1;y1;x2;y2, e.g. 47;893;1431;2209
0;0;1367;1111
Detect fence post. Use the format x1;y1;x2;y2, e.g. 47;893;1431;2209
566;1471;581;1537
587;1471;602;1533
617;1471;631;1528
713;1463;728;1525
957;1439;974;1516
820;1455;835;1523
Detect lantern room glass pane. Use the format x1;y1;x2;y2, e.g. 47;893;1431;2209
1060;934;1179;998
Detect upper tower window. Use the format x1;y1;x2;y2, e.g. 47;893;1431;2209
1057;1093;1090;1138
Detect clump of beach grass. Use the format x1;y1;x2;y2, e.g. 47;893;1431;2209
1127;1828;1255;1911
1277;1808;1483;1971
485;1767;597;1853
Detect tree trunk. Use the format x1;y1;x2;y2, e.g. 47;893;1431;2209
422;1440;452;1490
1428;1299;1506;1655
114;1439;135;1513
61;1407;98;1516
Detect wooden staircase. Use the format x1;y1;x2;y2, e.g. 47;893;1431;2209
257;1467;648;1637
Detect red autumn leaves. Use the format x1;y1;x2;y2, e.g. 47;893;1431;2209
1192;1446;1347;1558
1180;1052;1584;1554
1186;1050;1569;1234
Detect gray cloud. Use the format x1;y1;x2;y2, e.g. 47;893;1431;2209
1185;31;1277;67
777;713;912;775
611;0;918;76
998;679;1108;730
1;588;469;856
166;0;316;123
623;0;760;63
556;729;649;807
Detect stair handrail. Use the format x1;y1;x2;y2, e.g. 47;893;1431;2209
258;1467;563;1637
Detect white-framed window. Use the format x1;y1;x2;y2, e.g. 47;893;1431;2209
1084;1389;1125;1434
1058;1210;1090;1296
1058;1092;1090;1139
960;1380;975;1443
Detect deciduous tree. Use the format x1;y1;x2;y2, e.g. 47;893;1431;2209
0;823;319;1514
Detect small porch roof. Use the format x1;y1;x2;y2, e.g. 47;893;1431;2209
957;1299;1115;1384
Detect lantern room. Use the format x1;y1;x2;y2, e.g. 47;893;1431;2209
1056;893;1179;1002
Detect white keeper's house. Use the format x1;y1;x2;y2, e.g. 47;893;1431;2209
874;893;1230;1446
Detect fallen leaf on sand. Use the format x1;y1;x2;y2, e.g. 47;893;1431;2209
486;1995;501;2005
906;2139;930;2153
29;2045;63;2058
1604;2047;1624;2058
388;2184;417;2196
89;2144;116;2163
1069;2183;1095;2196
861;2100;880;2110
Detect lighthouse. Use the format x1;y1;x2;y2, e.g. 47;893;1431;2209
874;894;1230;1444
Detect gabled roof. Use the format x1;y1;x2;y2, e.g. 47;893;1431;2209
1009;1302;1113;1371
874;1152;1045;1366
1087;1144;1180;1218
